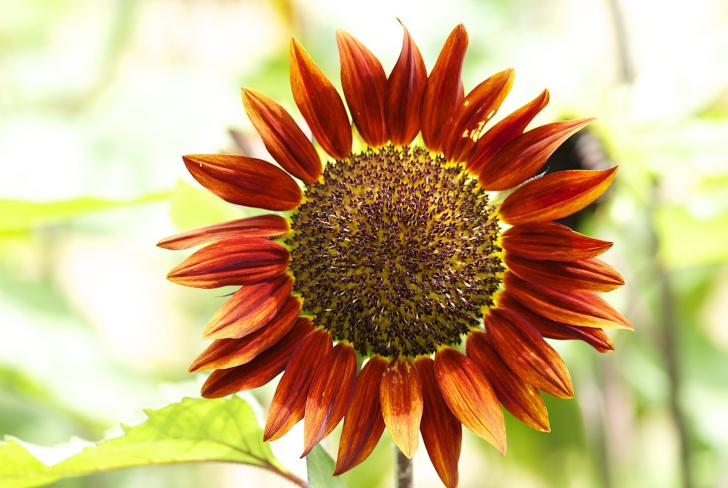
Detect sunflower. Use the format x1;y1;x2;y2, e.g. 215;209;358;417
159;23;632;488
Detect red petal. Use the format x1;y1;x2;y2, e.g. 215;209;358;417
183;154;302;211
337;30;387;147
380;357;423;459
157;215;290;250
466;89;549;174
467;331;550;431
442;68;515;162
415;357;461;488
290;38;352;159
241;88;322;184
200;317;313;398
167;236;290;289
264;328;333;441
189;297;302;372
478;118;594;191
434;347;506;454
505;271;633;330
501;221;613;261
499;167;618;225
302;342;357;456
498;291;614;353
420;25;468;152
334;356;388;474
202;274;294;340
386;22;427;146
485;308;574;398
505;254;624;293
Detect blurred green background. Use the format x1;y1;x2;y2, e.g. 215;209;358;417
1;0;727;487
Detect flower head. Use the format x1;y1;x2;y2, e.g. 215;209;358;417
160;23;632;488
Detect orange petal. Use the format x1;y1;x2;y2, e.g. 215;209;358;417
499;167;618;225
334;356;388;474
442;68;515;162
485;307;574;399
380;357;423;459
498;291;614;353
467;331;550;431
302;342;357;456
290;38;352;159
501;222;613;261
434;347;506;454
200;317;314;398
336;30;388;147
202;274;294;340
386;22;427;146
478;118;593;191
189;297;302;372
420;24;468;152
167;236;290;289
505;254;625;293
241;88;322;184
465;89;549;174
415;357;461;488
157;215;290;250
505;271;633;330
264;328;333;442
183;154;302;211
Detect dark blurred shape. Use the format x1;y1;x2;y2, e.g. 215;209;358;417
545;127;615;230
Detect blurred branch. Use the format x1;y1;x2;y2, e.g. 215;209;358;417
648;179;694;488
396;446;413;488
604;0;634;83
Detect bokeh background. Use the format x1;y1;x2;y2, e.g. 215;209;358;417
2;0;728;487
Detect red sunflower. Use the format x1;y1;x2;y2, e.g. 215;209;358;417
159;23;632;488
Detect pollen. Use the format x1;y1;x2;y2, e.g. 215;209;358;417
288;144;504;357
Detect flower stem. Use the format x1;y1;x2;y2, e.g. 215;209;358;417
396;445;414;488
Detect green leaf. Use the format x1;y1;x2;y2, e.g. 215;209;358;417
306;444;346;488
0;396;305;488
655;207;728;268
0;192;169;233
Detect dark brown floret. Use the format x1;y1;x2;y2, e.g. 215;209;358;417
289;145;503;357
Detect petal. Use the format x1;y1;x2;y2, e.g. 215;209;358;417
505;254;624;293
498;291;615;353
465;89;549;174
200;317;314;398
478;118;594;191
202;274;294;340
467;331;550;431
337;30;388;147
485;307;574;399
434;347;506;454
241;88;322;184
499;167;618;225
380;357;423;459
415;357;461;488
189;296;302;372
386;22;427;146
302;342;357;456
157;215;290;250
420;24;468;152
264;328;333;441
501;221;613;261
167;236;290;289
505;271;633;330
183;154;302;211
290;38;352;159
442;68;515;163
334;356;388;475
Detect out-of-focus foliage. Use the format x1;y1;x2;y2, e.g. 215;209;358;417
0;396;298;488
1;0;727;487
